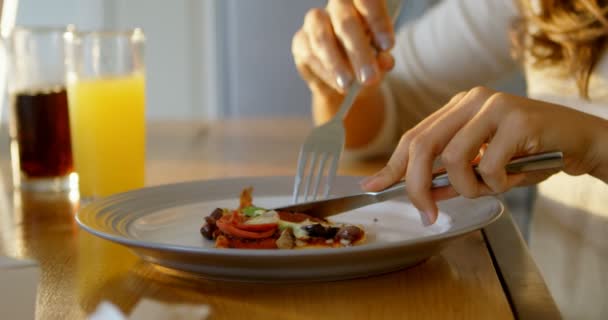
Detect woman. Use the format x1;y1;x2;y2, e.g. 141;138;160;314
292;0;608;318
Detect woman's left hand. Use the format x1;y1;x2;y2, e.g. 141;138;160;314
360;86;608;225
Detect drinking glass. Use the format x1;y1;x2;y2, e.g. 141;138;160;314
6;26;75;192
64;28;146;199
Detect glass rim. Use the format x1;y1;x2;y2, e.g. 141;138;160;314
65;26;144;37
10;25;69;34
64;26;145;43
7;26;145;42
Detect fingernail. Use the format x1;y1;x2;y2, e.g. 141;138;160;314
358;64;378;83
359;176;375;188
375;32;393;51
336;73;352;90
360;174;381;190
418;210;433;227
360;169;386;189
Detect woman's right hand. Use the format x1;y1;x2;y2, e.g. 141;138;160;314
292;0;397;95
361;87;608;224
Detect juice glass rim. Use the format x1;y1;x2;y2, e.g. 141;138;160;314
64;26;145;42
5;26;69;44
10;25;69;34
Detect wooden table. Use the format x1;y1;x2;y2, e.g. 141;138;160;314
0;119;560;319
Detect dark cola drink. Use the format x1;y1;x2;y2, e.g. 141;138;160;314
11;87;73;179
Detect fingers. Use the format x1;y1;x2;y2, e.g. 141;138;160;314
475;124;518;194
443;93;530;196
363;87;571;227
377;51;395;72
293;1;396;93
353;0;394;50
439;94;503;198
360;91;469;192
363;86;503;224
472;102;545;192
359;132;412;191
292;29;338;93
303;8;353;91
404;133;440;223
405;87;496;219
327;0;379;84
431;186;459;202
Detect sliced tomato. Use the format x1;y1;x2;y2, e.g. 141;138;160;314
216;220;276;239
218;211;242;225
235;222;278;232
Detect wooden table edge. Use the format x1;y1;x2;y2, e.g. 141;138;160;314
482;210;562;319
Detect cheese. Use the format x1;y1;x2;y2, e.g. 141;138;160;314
292;226;309;239
244;211;279;225
278;219;316;240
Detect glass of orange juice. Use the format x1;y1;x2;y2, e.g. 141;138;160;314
64;28;146;199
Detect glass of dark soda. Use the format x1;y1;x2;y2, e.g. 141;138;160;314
6;27;74;191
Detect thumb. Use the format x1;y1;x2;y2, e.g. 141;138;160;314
361;143;409;191
360;165;402;191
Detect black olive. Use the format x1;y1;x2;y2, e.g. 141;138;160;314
302;224;339;239
210;208;224;220
200;223;215;240
205;216;216;225
336;226;363;242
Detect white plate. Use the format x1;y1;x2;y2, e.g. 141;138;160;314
76;176;503;282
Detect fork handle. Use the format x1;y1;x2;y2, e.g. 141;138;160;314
333;82;362;120
375;151;564;201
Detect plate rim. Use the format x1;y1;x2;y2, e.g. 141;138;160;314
76;176;504;257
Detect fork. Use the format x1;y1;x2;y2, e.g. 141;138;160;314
292;82;362;203
292;1;402;204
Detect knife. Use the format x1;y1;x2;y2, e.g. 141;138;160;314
274;151;563;219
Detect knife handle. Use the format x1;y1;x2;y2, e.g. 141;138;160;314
376;151;564;200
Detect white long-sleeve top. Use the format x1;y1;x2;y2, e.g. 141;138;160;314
357;0;608;156
356;1;608;319
351;0;519;157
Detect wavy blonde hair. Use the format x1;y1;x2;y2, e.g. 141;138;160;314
514;0;608;98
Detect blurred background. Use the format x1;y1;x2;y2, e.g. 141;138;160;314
6;0;525;121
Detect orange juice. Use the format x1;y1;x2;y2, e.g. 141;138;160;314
67;73;145;197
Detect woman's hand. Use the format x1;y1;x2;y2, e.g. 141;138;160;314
360;87;608;225
292;0;396;95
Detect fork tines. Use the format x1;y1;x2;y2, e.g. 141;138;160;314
292;149;339;204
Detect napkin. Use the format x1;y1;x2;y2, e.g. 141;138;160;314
0;255;40;319
89;299;211;320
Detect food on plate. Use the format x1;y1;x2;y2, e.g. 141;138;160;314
200;187;366;249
